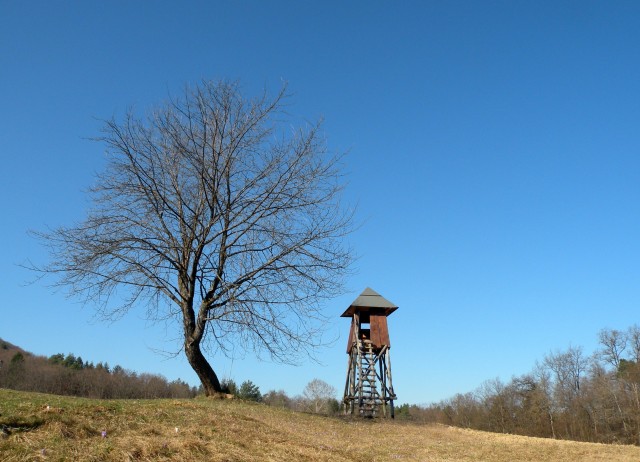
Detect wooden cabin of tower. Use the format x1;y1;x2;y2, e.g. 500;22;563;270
342;287;397;418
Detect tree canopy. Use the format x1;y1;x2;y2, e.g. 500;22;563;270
35;80;355;394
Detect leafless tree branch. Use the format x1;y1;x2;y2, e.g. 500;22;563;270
32;80;355;395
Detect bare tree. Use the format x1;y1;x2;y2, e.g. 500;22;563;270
627;325;640;364
477;378;510;433
262;389;291;408
302;378;336;414
34;80;354;395
598;328;627;370
531;362;557;439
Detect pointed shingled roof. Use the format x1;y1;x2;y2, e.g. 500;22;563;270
340;287;398;317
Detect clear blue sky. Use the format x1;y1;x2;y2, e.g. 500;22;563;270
2;1;640;405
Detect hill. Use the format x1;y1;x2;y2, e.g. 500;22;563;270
1;389;640;461
0;339;194;399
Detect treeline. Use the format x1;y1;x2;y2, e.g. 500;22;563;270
222;377;341;415
0;339;341;413
0;340;196;399
412;325;640;445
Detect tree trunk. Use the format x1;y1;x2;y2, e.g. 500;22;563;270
184;339;222;396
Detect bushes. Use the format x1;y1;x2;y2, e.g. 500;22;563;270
220;378;238;395
262;379;339;415
219;377;340;415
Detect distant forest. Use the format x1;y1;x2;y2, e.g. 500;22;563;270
403;324;640;445
0;339;340;416
0;339;196;399
5;324;640;446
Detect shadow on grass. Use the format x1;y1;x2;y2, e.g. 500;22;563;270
1;416;45;435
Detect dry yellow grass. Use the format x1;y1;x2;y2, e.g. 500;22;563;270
1;388;640;461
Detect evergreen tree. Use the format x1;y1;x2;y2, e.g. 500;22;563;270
238;380;262;402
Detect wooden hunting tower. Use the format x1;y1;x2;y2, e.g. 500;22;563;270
342;287;397;417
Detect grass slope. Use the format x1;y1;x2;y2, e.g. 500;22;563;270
1;389;640;461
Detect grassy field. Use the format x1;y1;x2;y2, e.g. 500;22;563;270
2;389;640;461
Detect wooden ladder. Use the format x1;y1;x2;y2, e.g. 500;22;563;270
358;341;380;417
